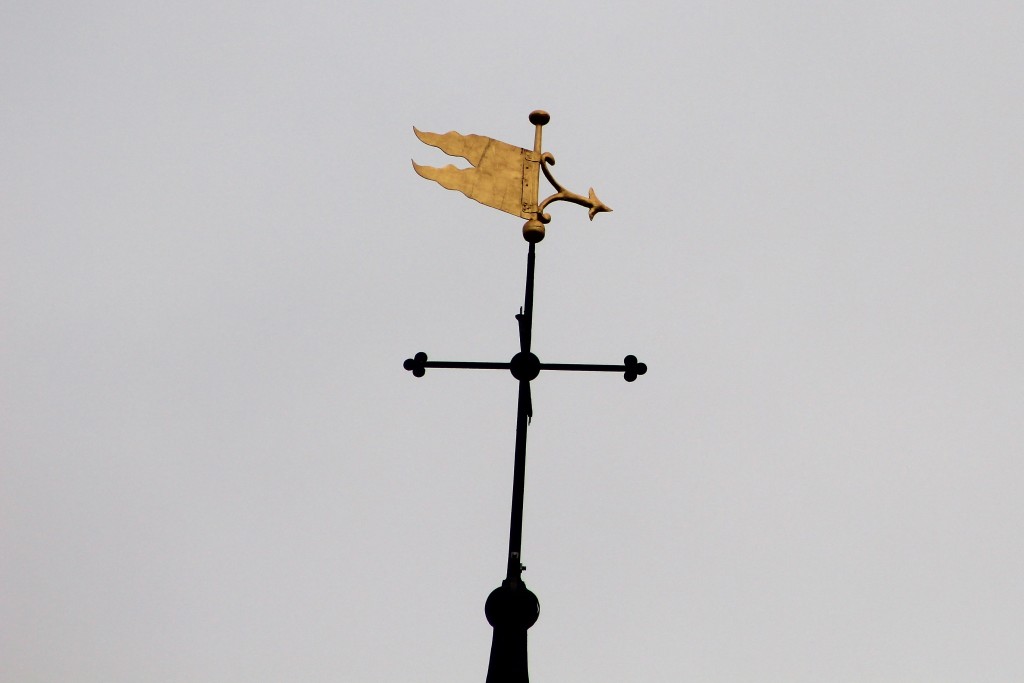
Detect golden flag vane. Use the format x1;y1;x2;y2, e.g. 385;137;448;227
412;110;612;242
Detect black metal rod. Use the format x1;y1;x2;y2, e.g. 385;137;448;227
506;380;530;582
421;361;511;370
413;360;638;373
520;242;536;354
506;241;537;583
484;241;541;683
539;363;628;372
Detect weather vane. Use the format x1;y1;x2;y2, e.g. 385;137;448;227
412;110;611;242
405;110;645;683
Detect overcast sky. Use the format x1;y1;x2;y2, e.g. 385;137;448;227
3;2;1024;682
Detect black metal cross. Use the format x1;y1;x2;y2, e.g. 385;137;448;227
404;240;646;683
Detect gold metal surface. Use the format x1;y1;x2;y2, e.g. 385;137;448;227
413;110;610;241
412;129;539;219
536;152;612;222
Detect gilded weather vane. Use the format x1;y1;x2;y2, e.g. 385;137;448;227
412;110;612;242
404;110;644;683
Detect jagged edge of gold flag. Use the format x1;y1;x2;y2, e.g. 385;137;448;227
412;128;539;220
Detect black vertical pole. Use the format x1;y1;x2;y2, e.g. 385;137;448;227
485;242;540;683
521;242;536;354
506;381;531;583
507;241;536;581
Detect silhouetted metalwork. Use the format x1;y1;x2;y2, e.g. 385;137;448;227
404;111;645;683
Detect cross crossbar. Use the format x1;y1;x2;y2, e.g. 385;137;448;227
403;355;648;382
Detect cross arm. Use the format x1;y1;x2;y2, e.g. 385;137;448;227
403;352;510;378
541;355;648;382
403;351;646;382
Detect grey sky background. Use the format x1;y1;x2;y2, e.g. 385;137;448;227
3;2;1023;681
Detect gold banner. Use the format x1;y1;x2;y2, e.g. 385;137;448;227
413;128;539;219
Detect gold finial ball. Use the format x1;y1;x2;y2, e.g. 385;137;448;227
529;110;550;126
523;218;546;242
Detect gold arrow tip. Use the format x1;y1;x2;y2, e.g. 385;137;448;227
587;188;612;220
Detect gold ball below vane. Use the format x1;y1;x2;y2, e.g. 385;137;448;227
522;218;545;243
